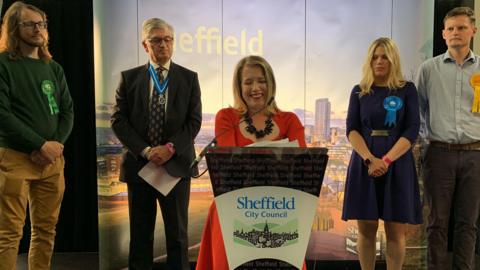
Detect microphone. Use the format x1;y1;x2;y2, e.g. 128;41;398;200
190;96;274;174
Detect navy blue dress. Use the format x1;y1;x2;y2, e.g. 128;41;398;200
341;82;422;224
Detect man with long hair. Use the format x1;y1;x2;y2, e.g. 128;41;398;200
416;6;480;270
0;2;74;269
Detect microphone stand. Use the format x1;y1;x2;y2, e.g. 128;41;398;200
190;97;274;178
190;138;217;178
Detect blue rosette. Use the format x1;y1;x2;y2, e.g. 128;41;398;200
383;96;403;127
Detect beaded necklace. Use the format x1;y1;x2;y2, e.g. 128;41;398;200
243;114;273;139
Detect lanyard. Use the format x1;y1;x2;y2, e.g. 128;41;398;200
148;64;169;95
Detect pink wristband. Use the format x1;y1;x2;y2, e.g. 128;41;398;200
166;142;175;154
382;156;392;165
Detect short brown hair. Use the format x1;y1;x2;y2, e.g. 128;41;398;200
444;6;476;25
0;2;52;62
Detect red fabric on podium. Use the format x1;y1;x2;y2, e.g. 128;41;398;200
195;202;308;270
195;202;228;269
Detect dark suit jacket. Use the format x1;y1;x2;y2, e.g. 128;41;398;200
111;62;202;183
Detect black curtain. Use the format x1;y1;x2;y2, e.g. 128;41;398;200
1;0;98;253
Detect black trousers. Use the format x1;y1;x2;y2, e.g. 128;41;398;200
127;178;191;270
424;146;480;270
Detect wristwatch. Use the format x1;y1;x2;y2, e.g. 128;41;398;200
363;157;371;166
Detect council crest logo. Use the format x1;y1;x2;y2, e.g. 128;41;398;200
233;219;299;248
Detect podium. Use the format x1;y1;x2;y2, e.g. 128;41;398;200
204;147;328;270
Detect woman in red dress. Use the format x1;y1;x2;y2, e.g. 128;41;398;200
196;55;306;269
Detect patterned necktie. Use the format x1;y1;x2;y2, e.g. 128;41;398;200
148;67;166;146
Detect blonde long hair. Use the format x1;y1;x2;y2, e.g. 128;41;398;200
359;37;405;96
0;2;52;62
232;55;279;115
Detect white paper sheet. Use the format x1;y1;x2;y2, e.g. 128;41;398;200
246;138;299;147
138;162;181;196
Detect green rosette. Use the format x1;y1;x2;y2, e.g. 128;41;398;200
41;80;59;115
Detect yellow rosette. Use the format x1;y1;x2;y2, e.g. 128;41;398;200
470;73;480;113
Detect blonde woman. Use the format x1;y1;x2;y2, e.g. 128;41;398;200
341;37;422;270
215;55;306;146
196;55;306;269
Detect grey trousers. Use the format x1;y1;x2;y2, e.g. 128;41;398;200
424;145;480;270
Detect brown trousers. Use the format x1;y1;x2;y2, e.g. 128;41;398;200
0;148;65;270
424;145;480;270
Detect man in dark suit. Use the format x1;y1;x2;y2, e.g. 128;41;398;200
111;18;202;270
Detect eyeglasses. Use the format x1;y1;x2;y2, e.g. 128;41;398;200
148;37;173;45
19;21;48;29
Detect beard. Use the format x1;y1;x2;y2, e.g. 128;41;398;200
18;33;47;48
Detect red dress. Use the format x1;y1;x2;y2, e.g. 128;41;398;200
196;108;307;270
